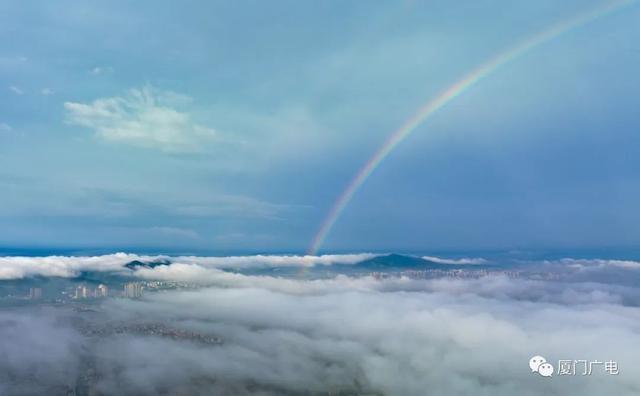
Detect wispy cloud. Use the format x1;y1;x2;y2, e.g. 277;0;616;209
423;256;488;265
9;85;24;95
0;123;12;132
148;226;201;240
174;194;294;220
0;55;27;65
544;258;640;270
41;88;54;95
64;86;217;152
89;66;113;75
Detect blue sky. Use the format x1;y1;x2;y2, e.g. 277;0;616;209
0;0;639;253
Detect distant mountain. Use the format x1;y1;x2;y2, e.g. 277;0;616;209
234;253;495;278
124;259;171;270
351;254;491;271
353;254;430;270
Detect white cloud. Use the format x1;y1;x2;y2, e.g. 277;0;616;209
3;258;640;394
41;88;54;95
168;253;377;269
0;253;376;279
5;253;640;282
0;253;137;279
64;86;217;152
89;66;113;75
423;255;488;265
93;276;640;394
131;262;640;305
538;258;640;270
0;123;12;132
0;312;82;394
9;85;24;95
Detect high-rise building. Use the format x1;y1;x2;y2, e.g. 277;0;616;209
75;285;89;299
29;287;42;299
123;282;143;298
95;284;109;298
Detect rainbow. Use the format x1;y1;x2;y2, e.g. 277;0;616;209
307;0;636;255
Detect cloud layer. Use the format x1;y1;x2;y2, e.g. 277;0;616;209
0;253;378;280
3;271;640;395
5;252;640;282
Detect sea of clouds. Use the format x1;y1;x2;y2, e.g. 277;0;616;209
2;255;640;395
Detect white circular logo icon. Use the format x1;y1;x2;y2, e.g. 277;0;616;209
529;355;546;372
529;355;553;377
538;362;554;377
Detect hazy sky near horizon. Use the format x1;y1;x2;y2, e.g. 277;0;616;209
1;0;639;253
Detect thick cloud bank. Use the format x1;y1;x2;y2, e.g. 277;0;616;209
0;252;377;279
7;252;640;281
2;268;640;395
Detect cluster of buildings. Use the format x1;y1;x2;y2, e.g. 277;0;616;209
73;282;144;299
29;287;42;299
123;282;144;298
79;322;222;345
7;281;199;304
370;269;523;280
74;284;110;299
